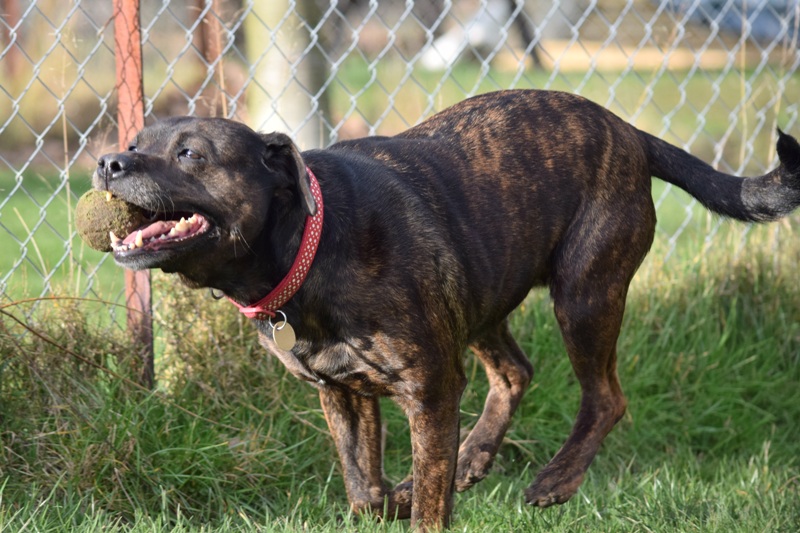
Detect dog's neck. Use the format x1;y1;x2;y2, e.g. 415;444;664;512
227;168;324;320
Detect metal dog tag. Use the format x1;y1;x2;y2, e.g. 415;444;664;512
270;314;296;351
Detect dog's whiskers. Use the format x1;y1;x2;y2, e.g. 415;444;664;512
231;225;254;257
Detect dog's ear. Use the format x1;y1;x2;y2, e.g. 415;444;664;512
261;132;317;216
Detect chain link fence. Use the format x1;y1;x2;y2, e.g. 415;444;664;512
1;0;799;315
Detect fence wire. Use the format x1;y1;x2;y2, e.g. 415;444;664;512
1;0;799;315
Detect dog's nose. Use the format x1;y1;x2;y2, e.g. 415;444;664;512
96;153;134;184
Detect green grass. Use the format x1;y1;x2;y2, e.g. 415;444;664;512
2;222;799;532
2;60;800;531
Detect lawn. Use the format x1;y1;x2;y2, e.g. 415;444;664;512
2;200;799;532
1;62;800;531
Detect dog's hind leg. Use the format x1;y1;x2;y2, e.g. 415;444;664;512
455;322;533;492
526;197;655;507
319;387;411;520
525;291;628;507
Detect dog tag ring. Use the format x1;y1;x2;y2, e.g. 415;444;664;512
270;311;296;351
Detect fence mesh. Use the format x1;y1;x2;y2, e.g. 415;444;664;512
1;0;799;315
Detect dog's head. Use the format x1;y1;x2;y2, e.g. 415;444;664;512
92;117;316;288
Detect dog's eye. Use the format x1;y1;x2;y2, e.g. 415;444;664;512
127;145;137;152
179;148;203;161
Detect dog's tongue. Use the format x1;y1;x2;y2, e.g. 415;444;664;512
112;214;205;250
122;220;173;244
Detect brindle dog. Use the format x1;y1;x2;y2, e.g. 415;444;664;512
93;90;800;530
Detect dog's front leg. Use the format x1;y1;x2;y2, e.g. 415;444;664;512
318;386;411;520
401;378;464;530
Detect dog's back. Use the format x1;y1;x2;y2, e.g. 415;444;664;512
320;89;800;329
316;91;658;331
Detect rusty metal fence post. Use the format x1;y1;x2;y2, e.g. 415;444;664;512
114;0;153;388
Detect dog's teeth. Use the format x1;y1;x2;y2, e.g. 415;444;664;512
109;231;122;245
175;218;189;232
105;191;113;202
188;214;197;223
169;227;178;237
134;230;143;248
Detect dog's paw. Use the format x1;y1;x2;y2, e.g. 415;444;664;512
390;479;413;505
524;470;583;507
377;479;411;519
455;448;494;492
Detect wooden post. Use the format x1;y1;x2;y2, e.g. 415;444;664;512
114;0;153;388
194;0;228;116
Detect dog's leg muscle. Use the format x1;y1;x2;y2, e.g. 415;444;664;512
455;322;533;492
524;295;627;507
391;350;467;531
406;383;463;530
526;195;655;507
319;387;410;519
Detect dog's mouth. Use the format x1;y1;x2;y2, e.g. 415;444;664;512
111;210;212;256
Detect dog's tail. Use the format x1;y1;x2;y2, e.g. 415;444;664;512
643;129;800;222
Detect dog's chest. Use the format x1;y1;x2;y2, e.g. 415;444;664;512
257;330;407;396
257;330;324;385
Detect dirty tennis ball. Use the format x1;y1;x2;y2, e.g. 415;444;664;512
75;190;147;252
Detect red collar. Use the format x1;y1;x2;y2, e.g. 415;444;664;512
229;167;324;320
